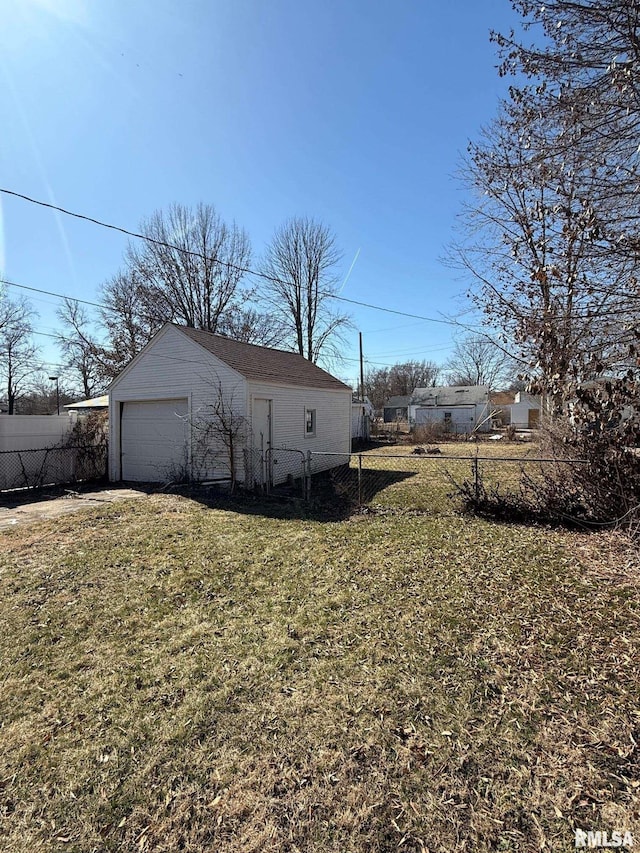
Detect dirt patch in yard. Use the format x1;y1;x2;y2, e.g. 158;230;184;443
0;485;149;531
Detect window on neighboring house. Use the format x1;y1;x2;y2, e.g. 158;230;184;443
305;408;316;436
444;411;452;422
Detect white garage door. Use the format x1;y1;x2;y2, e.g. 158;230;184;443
121;399;188;482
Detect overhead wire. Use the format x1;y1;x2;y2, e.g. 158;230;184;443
4;186;636;367
0;187;472;329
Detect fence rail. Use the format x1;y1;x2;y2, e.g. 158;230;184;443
306;448;587;514
0;444;108;493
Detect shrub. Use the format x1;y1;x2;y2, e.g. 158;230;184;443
407;422;468;444
451;383;640;536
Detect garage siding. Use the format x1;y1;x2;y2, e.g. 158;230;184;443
109;325;247;482
247;381;352;481
110;325;352;486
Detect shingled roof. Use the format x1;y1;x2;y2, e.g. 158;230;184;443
175;325;350;391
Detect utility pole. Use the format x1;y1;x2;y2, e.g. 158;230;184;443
359;332;367;439
359;332;364;402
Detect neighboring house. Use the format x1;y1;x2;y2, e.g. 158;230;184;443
508;391;542;429
108;323;352;486
383;395;410;423
409;385;491;434
351;395;374;440
64;395;109;420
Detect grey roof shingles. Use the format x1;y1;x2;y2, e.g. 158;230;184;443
383;395;410;408
176;325;351;391
410;385;490;406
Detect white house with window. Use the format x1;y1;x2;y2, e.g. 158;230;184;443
108;323;352;488
409;385;492;434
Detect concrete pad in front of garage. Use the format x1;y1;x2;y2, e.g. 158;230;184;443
0;487;149;532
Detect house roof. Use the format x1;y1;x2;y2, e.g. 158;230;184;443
410;385;490;406
383;395;410;408
64;395;109;409
176;325;351;391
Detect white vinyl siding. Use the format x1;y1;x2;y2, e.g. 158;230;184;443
109;324;351;485
247;381;351;481
109;325;246;482
414;403;491;433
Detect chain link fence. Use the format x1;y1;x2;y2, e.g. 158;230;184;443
243;447;308;497
267;448;307;497
307;447;587;515
0;444;108;493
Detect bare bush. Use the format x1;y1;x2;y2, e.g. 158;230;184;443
405;423;469;444
63;412;109;482
504;424;517;441
452;413;640;535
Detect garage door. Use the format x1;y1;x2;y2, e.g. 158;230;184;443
121;399;188;482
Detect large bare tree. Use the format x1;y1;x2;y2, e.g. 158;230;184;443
88;204;252;378
454;96;640;413
218;306;287;349
0;294;40;414
56;299;104;398
260;217;350;363
494;1;640;228
365;360;440;411
445;335;516;389
123;203;251;332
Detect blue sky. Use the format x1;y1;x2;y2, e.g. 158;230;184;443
0;0;519;388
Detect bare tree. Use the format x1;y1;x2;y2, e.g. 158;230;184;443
0;295;40;414
365;360;440;410
94;204;252;378
219;306;287;349
445;336;515;389
124;203;251;332
453;99;640;413
260;217;350;363
17;379;77;414
56;299;104;397
99;272;158;378
190;380;247;491
493;0;640;262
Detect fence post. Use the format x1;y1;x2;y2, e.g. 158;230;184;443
358;453;363;506
306;450;312;501
473;452;479;503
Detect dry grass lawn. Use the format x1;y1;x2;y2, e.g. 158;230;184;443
339;440;544;513
0;464;639;851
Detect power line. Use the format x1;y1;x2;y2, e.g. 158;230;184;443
2;187;639;329
0;187;470;329
1;276;432;369
32;330;61;340
0;277;107;311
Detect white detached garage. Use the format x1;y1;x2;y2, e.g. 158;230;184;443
109;323;352;487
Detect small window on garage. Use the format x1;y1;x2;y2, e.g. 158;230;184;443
444;411;452;422
305;408;316;436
